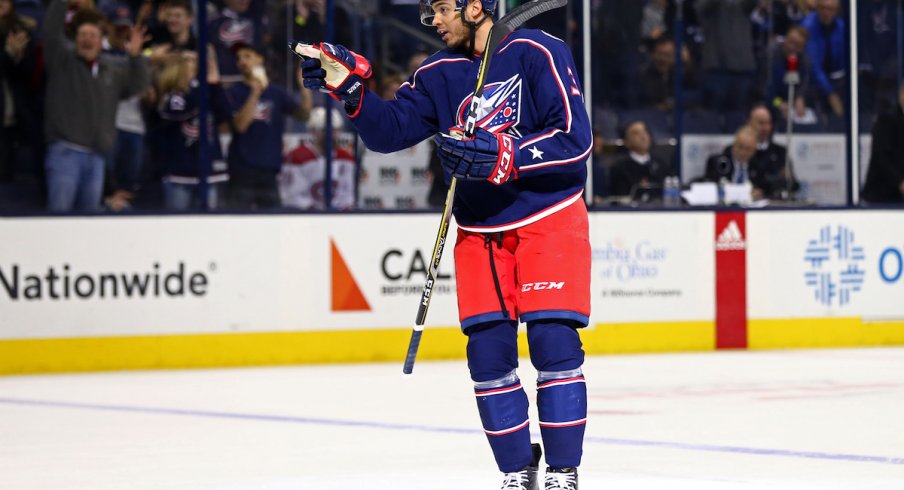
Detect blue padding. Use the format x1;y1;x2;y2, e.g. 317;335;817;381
521;310;589;326
540;424;585;469
466;321;519;382
461;311;512;330
537;375;587;469
475;381;533;472
537;379;587;424
475;381;529;432
526;321;585;373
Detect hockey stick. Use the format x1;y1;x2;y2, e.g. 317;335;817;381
402;0;568;375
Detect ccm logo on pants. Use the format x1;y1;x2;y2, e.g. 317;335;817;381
522;282;565;292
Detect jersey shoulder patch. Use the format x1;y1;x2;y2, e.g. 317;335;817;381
287;144;317;164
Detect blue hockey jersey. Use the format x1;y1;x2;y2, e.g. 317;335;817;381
351;29;592;231
157;81;231;184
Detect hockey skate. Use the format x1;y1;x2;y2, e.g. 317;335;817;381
499;443;542;490
544;467;578;489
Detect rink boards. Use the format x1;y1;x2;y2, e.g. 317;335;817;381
1;209;903;374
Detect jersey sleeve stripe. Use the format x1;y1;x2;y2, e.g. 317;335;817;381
519;143;593;172
520;129;563;149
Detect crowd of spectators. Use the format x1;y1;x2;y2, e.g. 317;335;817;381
0;0;902;212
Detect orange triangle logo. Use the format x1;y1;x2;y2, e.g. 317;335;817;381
331;239;372;311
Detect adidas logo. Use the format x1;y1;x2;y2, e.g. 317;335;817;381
716;220;746;251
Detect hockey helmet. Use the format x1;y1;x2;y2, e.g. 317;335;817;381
419;0;497;26
307;107;345;132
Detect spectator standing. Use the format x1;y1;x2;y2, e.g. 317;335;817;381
696;0;758;112
209;0;267;83
594;0;645;108
105;3;149;206
156;50;231;210
747;105;799;199
43;0;148;212
608;121;670;197
280;107;355;210
767;25;815;123
224;42;307;209
862;86;904;204
800;0;846;117
858;0;898;113
1;0;40;184
703;125;767;200
638;37;698;111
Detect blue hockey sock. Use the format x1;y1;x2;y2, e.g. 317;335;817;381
474;370;533;473
537;368;587;469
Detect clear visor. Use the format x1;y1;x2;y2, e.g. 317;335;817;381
419;1;461;26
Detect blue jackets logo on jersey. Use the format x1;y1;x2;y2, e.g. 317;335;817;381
456;75;523;137
253;100;274;122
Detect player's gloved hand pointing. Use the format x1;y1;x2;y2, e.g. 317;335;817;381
434;127;520;185
294;41;372;115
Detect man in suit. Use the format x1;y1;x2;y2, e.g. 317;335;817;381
608;120;670;197
862;86;904;204
747;105;799;199
704;125;765;200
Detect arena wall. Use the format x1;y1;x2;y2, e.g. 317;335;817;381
1;209;903;374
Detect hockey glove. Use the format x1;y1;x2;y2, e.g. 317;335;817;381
434;127;520;185
295;41;372;115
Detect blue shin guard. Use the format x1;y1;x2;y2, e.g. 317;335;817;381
537;368;587;469
528;321;587;469
474;370;533;472
466;321;532;473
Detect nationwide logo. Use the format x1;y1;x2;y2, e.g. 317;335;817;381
0;262;211;301
803;225;866;307
716;220;746;251
331;239;371;312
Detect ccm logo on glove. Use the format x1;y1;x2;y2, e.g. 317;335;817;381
493;134;515;185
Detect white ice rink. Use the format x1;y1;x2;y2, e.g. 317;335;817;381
2;348;903;489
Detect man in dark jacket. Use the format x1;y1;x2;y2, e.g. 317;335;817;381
862;86;904;204
609;121;670;197
704;125;766;200
696;0;758;111
43;0;148;212
0;4;40;184
747;105;799;199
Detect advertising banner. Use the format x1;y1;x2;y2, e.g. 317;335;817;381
358;140;434;209
589;212;715;323
0;215;461;340
746;210;904;320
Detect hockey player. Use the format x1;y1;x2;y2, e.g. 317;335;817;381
280;107;356;210
299;1;590;488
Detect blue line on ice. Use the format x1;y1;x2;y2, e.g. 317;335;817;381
2;397;902;466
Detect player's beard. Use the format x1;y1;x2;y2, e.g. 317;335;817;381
445;22;472;54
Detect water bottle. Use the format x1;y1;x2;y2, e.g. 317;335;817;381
718;177;728;205
663;176;680;208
